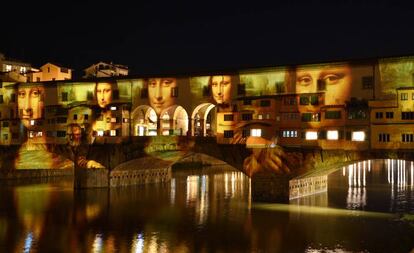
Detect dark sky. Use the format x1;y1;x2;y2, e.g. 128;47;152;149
2;0;414;77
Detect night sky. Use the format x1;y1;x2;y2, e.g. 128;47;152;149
2;0;414;77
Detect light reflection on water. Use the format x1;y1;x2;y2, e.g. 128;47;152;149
0;162;414;252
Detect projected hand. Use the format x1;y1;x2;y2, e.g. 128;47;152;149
86;160;105;169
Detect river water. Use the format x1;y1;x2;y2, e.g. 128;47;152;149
1;159;414;252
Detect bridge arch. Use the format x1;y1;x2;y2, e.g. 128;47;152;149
191;103;216;137
160;105;189;136
131;105;158;136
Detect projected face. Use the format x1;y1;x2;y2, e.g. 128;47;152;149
148;78;177;115
296;65;351;105
18;86;44;127
96;82;113;108
210;75;232;105
68;125;82;147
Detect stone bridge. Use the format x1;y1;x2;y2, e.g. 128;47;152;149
73;136;414;202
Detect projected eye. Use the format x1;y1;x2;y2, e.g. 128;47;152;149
222;80;230;86
18;91;26;98
31;89;40;97
149;80;157;87
211;82;218;87
162;79;173;87
323;74;343;85
297;75;312;86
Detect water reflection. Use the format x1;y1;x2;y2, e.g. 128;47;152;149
1;164;414;252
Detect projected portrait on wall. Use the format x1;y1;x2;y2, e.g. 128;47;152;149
92;80;119;137
66;123;104;169
14;84;73;170
208;75;232;106
18;85;45;127
295;64;352;105
95;81;118;109
146;77;178;115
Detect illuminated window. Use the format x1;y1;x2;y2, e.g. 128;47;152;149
5;65;12;72
281;130;297;138
110;130;116;136
97;130;104;136
258;114;263;120
20;66;27;73
306;131;318;140
30;120;35;126
251;129;262;137
111;118;117;123
327;130;339;140
110;106;117;111
352;131;365;141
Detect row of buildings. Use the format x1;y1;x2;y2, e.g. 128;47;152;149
0;52;129;82
0;53;413;151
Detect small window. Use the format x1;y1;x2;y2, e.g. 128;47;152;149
375;112;383;119
242;129;250;138
11;94;16;103
202;86;210;97
171;87;179;97
113;90;119;100
237;83;246;95
401;93;408;100
224;114;234;121
141;88;148;98
385;112;393;119
325;111;341;119
224;130;234;138
62;92;68;102
57;131;66;137
73;114;78;120
3;121;9;127
242;113;252;121
84;114;89;120
87;91;94;100
251;129;262;137
260;100;270;107
362;76;374;89
243;99;252;105
317;79;326;91
110;130;117;136
300;96;309;105
0;95;3;104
